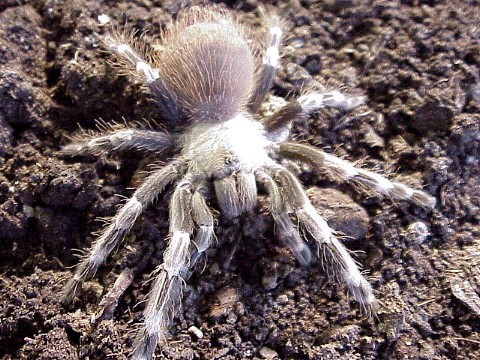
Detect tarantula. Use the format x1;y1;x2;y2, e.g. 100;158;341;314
61;6;436;360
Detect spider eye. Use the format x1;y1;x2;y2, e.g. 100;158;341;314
224;156;240;166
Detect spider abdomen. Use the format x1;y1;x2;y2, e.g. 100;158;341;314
157;8;256;122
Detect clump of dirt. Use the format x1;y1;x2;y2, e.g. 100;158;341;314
1;0;479;359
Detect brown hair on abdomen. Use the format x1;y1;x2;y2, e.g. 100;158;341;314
156;7;256;122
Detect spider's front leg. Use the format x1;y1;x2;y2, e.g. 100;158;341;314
132;176;216;360
132;178;193;359
189;183;215;268
61;161;184;304
265;164;376;310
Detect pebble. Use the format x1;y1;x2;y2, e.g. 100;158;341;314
404;221;430;245
259;347;279;359
276;294;289;305
188;326;203;339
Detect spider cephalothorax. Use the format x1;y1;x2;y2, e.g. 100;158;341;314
61;6;436;360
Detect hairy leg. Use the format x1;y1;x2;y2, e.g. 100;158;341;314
61;128;174;156
266;164;376;310
105;32;182;122
132;176;194;360
61;161;185;304
189;183;215;271
278;142;436;210
297;91;365;113
256;170;312;266
249;13;282;112
263;91;365;142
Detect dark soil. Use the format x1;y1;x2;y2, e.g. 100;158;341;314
1;0;479;359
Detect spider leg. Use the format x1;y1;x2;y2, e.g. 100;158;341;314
297;91;366;113
263;91;365;142
278;142;436;210
132;177;194;360
189;183;215;268
61;161;185;304
256;170;312;266
94;266;135;323
249;13;282;112
105;34;158;83
105;33;182;122
266;164;376;310
61;128;174;157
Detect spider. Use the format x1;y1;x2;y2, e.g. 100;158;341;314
60;6;436;360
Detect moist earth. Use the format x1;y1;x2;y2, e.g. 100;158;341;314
1;0;479;359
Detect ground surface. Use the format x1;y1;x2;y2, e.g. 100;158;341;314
1;0;479;359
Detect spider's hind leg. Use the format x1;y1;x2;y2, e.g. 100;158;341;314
249;13;282;113
105;32;182;122
297;90;366;113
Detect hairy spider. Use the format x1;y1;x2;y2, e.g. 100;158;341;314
61;6;436;360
